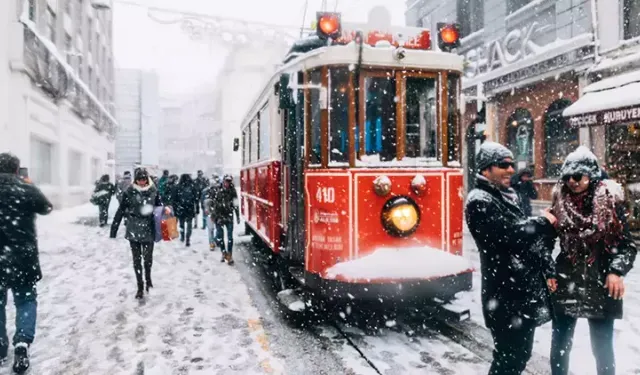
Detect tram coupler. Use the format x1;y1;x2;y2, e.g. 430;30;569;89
432;298;471;323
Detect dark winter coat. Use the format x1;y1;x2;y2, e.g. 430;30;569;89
511;171;538;217
92;181;115;206
0;173;53;287
163;181;177;208
550;180;637;320
116;176;132;203
465;176;556;328
211;184;239;224
158;176;169;197
172;180;199;220
110;181;162;243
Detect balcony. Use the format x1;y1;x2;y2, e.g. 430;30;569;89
21;20;117;139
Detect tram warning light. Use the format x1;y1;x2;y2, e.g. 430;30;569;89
317;12;342;40
437;23;460;52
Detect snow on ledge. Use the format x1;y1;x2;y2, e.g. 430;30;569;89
323;247;473;282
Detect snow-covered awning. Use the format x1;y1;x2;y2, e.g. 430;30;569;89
563;70;640;127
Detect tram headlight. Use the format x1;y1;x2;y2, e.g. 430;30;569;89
381;197;420;237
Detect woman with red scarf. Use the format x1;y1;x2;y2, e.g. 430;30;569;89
548;146;637;375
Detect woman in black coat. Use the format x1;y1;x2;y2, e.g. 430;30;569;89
110;169;162;299
172;174;199;247
549;147;637;375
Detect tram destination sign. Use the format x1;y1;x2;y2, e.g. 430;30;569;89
566;104;640;127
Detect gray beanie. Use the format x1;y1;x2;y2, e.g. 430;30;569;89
560;146;602;179
476;142;514;172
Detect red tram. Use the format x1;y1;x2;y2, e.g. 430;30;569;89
236;10;473;313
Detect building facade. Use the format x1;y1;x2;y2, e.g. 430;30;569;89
0;0;116;208
114;69;160;176
406;0;597;200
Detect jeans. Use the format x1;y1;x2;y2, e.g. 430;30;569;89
487;317;536;375
201;212;207;228
179;218;193;243
551;314;615;375
206;217;217;246
98;202;109;226
130;242;154;288
215;221;234;253
0;285;38;348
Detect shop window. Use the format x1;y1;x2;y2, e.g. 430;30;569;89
91;157;100;183
544;99;578;177
329;67;349;165
309;70;322;166
46;6;56;42
30;137;54;185
457;0;484;37
259;105;270;161
405;77;437;160
506;108;534;172
28;0;36;21
507;0;533;14
68;149;83;186
362;76;397;162
608;123;640;230
447;74;461;162
623;0;640;40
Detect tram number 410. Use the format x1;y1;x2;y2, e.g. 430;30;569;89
315;187;335;203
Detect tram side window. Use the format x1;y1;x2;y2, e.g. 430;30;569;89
242;129;247;165
329;68;349;165
363;76;396;162
309;70;322;166
405;77;437;160
250;118;258;163
259;105;270;160
447;74;461;162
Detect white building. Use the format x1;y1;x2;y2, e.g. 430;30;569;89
114;69;160;176
0;0;117;208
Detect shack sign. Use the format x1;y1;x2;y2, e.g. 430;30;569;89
566;105;640;127
464;22;552;78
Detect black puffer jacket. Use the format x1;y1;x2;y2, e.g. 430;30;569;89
550;181;637;320
110;181;161;243
92;181;115;206
212;184;239;224
466;177;556;328
0;173;53;287
172;176;199;220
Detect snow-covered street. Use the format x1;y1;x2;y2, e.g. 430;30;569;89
6;202;639;375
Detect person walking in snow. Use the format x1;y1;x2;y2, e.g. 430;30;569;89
511;168;538;217
157;170;169;198
162;174;179;207
548;146;637;375
465;142;557;375
0;153;53;374
110;169;162;299
203;175;221;251
172;174;200;247
212;175;240;265
91;174;115;227
193;170;209;229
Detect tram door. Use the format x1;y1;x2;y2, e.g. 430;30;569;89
280;73;306;265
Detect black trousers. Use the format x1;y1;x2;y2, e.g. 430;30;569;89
179;217;193;242
551;314;615;375
130;241;154;289
98;203;109;225
488;318;536;375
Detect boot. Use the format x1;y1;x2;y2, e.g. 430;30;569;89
135;275;144;299
225;252;234;265
209;243;216;251
186;238;191;247
220;252;226;263
145;271;153;292
12;343;29;374
180;232;185;242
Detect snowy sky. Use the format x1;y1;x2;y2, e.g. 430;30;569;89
113;0;406;96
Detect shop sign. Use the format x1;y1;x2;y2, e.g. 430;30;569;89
463;22;553;78
567;105;640;127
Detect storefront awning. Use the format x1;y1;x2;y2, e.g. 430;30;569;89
563;70;640;127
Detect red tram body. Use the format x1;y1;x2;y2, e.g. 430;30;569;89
237;11;473;307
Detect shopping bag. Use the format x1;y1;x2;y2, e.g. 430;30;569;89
161;209;179;241
153;207;164;243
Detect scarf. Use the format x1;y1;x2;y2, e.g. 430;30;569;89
477;174;520;206
552;181;623;264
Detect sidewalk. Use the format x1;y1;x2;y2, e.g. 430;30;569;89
11;203;284;374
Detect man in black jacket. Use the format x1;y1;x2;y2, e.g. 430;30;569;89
465;142;557;375
193;171;209;229
0;153;52;373
212;175;240;265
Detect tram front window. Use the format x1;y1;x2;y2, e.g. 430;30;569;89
405;77;438;160
362;76;397;162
